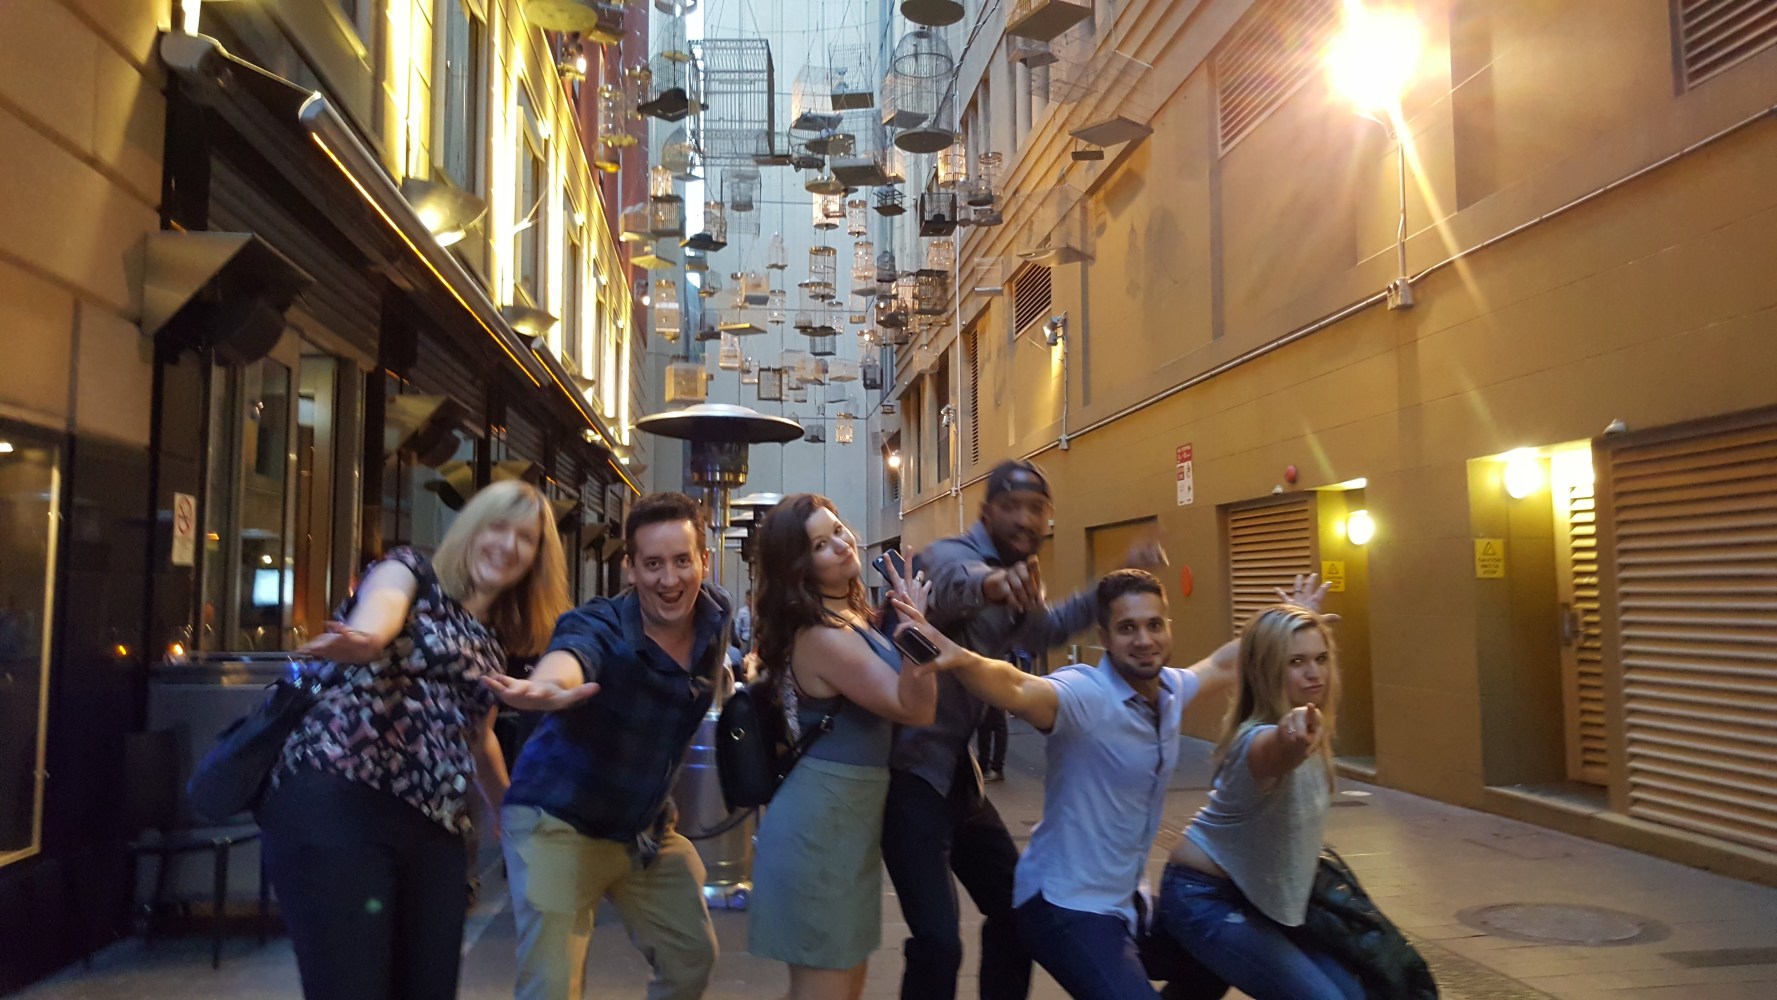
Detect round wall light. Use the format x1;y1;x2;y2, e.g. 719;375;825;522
1503;448;1543;499
1346;509;1376;546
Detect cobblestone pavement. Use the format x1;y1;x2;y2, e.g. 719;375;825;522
19;721;1777;999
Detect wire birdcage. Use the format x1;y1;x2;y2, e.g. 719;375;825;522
915;270;948;315
967;151;1002;207
812;192;844;230
693;39;776;166
724;166;760;213
767;232;789;269
874;186;906;216
698;270;722;298
828;43;875;110
638;41;702;122
936;144;967;188
790;383;810;404
862;354;883;388
597;84;639;150
829;108;892;187
852;242;877;297
767;288;787;325
684;200;727;250
756;366;784;401
661;126;700;180
804;418;825;443
926;238;956;271
809;333;837;357
888;30;958;152
846;199;869;237
654;277;682;336
665;359;705;401
740;356;759;384
876;278;909;328
828;358;861;382
790;65;842;134
803;246;837;301
740;271;770;305
918;190;959;236
834;412;855;444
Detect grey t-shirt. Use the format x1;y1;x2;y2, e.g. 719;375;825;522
1184;724;1330;926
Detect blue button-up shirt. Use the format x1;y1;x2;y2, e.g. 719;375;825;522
1013;658;1200;929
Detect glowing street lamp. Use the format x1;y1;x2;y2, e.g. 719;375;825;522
1327;1;1422;310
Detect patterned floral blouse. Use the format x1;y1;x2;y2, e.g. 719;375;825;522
274;547;503;834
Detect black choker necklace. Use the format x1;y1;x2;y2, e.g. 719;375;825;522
820;590;850;600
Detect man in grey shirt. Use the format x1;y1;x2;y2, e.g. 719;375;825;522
882;459;1165;1000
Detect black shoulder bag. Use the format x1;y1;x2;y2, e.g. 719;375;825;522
1301;847;1440;999
186;665;328;822
714;676;834;812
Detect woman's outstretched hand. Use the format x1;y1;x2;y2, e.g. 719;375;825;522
1276;572;1340;624
883;551;931;618
481;673;602;713
888;596;971;674
298;621;384;664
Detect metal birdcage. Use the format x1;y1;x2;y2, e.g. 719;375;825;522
852;242;877;297
740;356;759;384
827;358;861;382
967;151;1002;207
694;39;776;166
926;238;956;271
888;30;958;152
828;43;876;110
804;419;825;443
637;44;703;122
834;412;855;444
846;199;869;237
718;333;743;370
876;249;899;283
915;270;948;315
654;277;682;336
874;186;906;216
876;280;909;328
739;271;770;305
665;359;705;402
803;246;837;301
862;354;883;388
812;193;844;230
767;232;789;269
790;65;842;134
724;166;760;213
767;288;787;325
756;366;784;401
684;200;727;251
694;314;721;341
809;333;837;357
918;190;959;236
936;144;967;188
661;126;700;180
797;355;827;385
790;383;810;403
719;307;767;335
829;108;892;187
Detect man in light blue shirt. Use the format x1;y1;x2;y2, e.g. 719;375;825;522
896;568;1273;998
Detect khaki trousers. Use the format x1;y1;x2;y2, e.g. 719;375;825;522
502;805;717;1000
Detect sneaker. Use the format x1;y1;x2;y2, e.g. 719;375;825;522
984;769;1005;783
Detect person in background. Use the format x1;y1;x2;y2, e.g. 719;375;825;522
487;491;732;1000
259;480;570;1000
1159;605;1362;1000
745;493;948;1000
976;706;1009;784
882;459;1168;1000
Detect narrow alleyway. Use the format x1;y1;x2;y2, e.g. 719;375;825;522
20;722;1777;1000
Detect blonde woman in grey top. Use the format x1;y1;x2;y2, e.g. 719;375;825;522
1158;605;1364;1000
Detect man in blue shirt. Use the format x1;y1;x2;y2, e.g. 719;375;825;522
486;491;733;1000
893;568;1310;998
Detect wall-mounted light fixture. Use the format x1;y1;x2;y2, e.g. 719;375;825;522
886;450;902;469
400;177;487;248
1502;448;1544;499
1328;2;1422;310
1346;509;1376;545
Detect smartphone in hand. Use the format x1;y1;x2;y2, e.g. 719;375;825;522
871;548;907;586
893;625;942;665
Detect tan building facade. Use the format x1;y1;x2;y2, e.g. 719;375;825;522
893;0;1777;884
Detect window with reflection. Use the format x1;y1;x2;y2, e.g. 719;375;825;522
0;422;58;865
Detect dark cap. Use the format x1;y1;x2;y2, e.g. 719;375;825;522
985;459;1052;501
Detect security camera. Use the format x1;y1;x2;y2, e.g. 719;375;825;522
1043;314;1066;347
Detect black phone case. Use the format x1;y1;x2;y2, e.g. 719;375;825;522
893;627;940;664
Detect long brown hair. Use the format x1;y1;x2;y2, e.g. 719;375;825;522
431;479;571;657
753;494;871;701
1217;604;1341;784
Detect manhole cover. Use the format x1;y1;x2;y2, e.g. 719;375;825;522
1458;903;1667;946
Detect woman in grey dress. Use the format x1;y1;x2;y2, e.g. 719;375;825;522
747;493;945;1000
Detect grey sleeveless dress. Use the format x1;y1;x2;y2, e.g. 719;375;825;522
747;625;899;968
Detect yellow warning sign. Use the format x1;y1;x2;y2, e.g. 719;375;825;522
1475;538;1506;578
1321;560;1347;593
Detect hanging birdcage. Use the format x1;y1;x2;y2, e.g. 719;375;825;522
888;31;958;152
793;308;814;332
719;308;767;335
767;232;789;269
834;412;856;444
846;199;869;237
724;166;760;213
915;270;948;315
661;127;700;179
809;333;837;357
828;358;860;382
851;242;877;297
967;151;1002;207
936;144;968;188
740;356;759;384
797;355;827;384
828;43;875;110
697;38;776;167
901;0;964;27
718;332;743;370
694;315;721;341
684;200;727;250
849;309;869;326
698;270;723;298
925;238;956;271
874;186;905;216
756;366;784;401
648;168;685;237
803;246;837;300
790;383;809;403
740;271;770;305
805;419;825;443
665;359;705;402
812;192;844;230
875;285;908;328
829;108;892;187
619;202;650;242
790;65;843;134
638;44;703;122
768;288;787;325
862;354;883;388
1006;0;1094;42
875;249;899;284
597;84;639;150
654;277;682;337
919;191;959;236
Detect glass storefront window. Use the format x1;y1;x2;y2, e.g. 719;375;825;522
0;422;59;866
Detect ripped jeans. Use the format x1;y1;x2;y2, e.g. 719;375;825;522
1157;865;1363;1000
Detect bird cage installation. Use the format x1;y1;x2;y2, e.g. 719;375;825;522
693;39;776;166
926;238;956;271
684;200;727;250
935;144;967;188
665;359;705;402
756;365;785;401
862;353;883;388
790;65;843;134
718;332;743;370
846;199;869;237
596;85;639;162
828;43;875;110
719;307;767;335
661;126;700;180
834;412;856;444
648;167;685;237
698;269;722;299
525;0;627;40
694;315;721;341
740;356;759;384
966;151;1002;207
1006;0;1093;42
790;383;809;403
914;270;949;315
874;186;906;216
724;165;760;213
637;38;702;122
793;307;814;332
803;246;837;300
852;242;877;297
902;0;964;26
889;30;958;152
809;333;837;357
795;355;827;384
766;232;789;270
812;193;844;230
735;271;768;305
875;283;908;328
768;288;787;325
829;109;892;187
827;358;861;382
1067;51;1161;151
653;277;682;337
805;419;825;443
919;190;959;236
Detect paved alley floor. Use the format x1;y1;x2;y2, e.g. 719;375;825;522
17;721;1777;999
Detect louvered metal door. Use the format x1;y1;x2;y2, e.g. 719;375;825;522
1227;497;1316;635
1603;413;1777;853
1554;457;1608;785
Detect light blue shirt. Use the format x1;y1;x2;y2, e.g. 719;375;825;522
1012;658;1201;929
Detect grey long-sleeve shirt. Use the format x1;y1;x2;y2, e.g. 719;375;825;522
891;522;1097;796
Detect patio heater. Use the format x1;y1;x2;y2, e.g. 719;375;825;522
634;402;801;561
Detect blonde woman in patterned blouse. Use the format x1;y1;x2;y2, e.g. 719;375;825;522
258;480;581;1000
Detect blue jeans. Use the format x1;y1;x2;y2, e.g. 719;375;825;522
1157;865;1364;1000
1014;893;1157;1000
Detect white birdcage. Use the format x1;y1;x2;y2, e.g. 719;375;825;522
804;417;825;443
828;43;875;110
846;199;869;237
666;359;705;402
936;144;967;188
803;246;837;301
1006;0;1094;43
918;190;959;236
740;271;771;305
637;31;703;121
740;356;759;384
661;126;700;180
852;242;877;297
812;193;844;230
790;65;842;134
834;412;855;444
653;277;682;337
724;166;760;212
828;358;861;382
767;232;789;269
830;108;892;187
926;238;956;271
808;333;837;357
718;332;743;370
768;288;787;325
756;365;784;401
790;383;809;404
888;30;958;152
